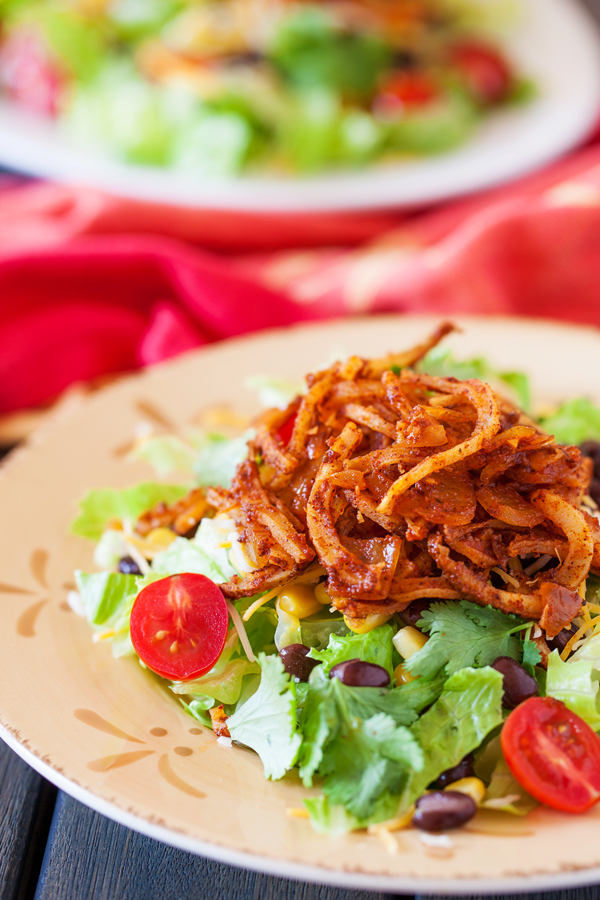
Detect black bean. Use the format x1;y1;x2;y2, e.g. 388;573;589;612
118;556;142;576
433;754;475;789
279;644;321;682
400;598;432;629
492;656;539;709
412;791;477;832
546;623;578;654
329;658;391;688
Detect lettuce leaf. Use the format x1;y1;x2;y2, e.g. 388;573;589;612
308;624;395;677
546;649;600;731
538;398;600;445
71;482;188;540
227;653;302;780
193;430;253;488
74;570;136;627
131;435;198;477
402;666;504;809
419;347;531;412
151;537;223;582
245;375;303;410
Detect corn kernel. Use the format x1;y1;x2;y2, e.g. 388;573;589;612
343;613;392;634
393;626;428;660
278;585;322;619
394;663;416;686
445;777;486;806
314;583;331;605
146;527;177;549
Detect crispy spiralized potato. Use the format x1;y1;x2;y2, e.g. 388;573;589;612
136;323;598;636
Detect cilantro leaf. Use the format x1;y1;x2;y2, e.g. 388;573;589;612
402;666;504;809
298;668;423;818
320;712;422;819
227;653;301;780
308;624;395;677
522;638;542;672
405;600;527;679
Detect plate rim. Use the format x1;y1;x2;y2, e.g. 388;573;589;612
0;0;599;212
3;312;600;894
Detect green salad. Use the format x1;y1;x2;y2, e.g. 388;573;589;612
0;0;533;175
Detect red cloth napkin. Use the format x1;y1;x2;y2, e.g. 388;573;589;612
3;131;600;415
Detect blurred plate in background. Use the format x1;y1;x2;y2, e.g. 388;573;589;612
0;0;599;212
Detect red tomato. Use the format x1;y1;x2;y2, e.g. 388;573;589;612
449;41;512;105
130;574;229;681
376;71;439;114
501;697;600;813
277;412;297;446
0;31;63;116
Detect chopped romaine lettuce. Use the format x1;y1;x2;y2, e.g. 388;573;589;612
227;653;302;780
269;7;391;98
546;649;600;731
309;624;395;677
419;347;531;412
131;434;198;478
538;398;600;445
151;537;224;582
71;482;188;540
193;430;254;488
74;570;136;628
402;666;504;809
245;375;303;410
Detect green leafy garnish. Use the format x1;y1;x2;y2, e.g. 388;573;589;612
298;668;423;819
419;347;531;411
402;666;504;808
308;624;395;677
538;397;600;445
71;482;188;540
227;653;302;780
405;600;530;679
546;649;600;731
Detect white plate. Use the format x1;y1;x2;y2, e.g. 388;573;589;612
0;0;599;212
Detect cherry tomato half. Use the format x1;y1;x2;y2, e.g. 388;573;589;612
501;697;600;813
449;41;512;105
375;71;439;114
130;573;229;681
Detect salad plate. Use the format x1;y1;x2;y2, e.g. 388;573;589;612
3;314;600;894
0;0;599;211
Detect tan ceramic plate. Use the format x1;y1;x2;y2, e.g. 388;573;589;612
3;315;600;894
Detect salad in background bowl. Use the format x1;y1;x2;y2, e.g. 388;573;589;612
0;0;533;176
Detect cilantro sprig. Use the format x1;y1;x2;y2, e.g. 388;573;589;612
405;600;533;680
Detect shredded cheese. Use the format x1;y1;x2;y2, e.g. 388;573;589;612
490;567;520;589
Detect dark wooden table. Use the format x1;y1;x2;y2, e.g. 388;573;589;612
3;0;600;894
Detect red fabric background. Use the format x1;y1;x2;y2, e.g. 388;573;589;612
2;127;600;415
